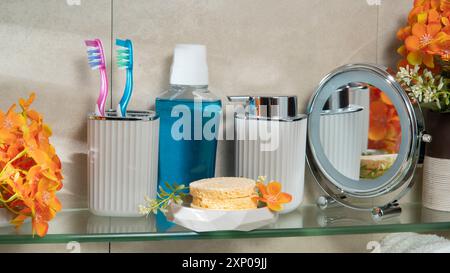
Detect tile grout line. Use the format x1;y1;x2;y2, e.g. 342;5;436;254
110;0;114;110
376;3;380;64
109;216;112;253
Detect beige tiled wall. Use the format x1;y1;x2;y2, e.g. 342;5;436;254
378;0;411;68
112;0;379;179
0;0;113;208
0;0;431;253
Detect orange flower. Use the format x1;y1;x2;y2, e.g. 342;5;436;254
413;0;439;10
19;92;33;105
396;1;450;68
0;93;63;237
32;202;51;237
442;0;450;13
369;100;390;141
405;23;441;67
0;105;25;134
255;181;292;212
397;27;412;41
368;87;402;154
429;30;450;59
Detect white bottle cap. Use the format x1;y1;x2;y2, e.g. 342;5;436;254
170;44;209;86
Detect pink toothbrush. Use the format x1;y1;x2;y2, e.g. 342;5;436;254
85;39;108;117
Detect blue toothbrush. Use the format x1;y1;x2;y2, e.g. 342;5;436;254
116;39;134;117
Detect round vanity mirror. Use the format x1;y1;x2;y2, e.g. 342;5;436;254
307;64;426;212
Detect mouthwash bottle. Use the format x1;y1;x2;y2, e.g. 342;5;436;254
156;44;222;194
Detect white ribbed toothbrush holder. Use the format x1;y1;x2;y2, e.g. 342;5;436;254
87;110;159;217
229;95;308;214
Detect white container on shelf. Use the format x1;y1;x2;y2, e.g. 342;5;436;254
87;214;155;233
229;96;308;214
87;110;159;217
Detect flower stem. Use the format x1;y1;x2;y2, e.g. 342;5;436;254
0;149;28;178
0;193;17;203
0;184;14;195
2;202;20;215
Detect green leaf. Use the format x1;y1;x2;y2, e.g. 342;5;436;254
158;186;169;197
164;182;174;192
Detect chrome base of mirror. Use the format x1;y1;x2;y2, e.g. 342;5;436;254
421;133;433;143
316;195;346;210
371;202;402;221
317;195;402;222
316;215;367;227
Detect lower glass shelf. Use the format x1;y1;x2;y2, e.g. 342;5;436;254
1;203;449;244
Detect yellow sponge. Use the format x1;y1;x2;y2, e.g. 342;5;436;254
192;196;257;210
189;177;257;210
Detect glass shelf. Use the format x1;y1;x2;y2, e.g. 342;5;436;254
0;203;449;244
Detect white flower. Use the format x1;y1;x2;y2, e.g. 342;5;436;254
138;205;150;215
395;65;449;110
417;75;424;85
438;78;445;90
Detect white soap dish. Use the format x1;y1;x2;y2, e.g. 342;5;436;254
166;203;277;232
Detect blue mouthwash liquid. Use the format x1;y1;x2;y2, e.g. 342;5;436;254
156;96;221;189
155;86;221;232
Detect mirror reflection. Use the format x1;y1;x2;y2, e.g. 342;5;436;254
320;83;401;180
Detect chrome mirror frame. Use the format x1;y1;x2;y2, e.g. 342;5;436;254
306;63;425;211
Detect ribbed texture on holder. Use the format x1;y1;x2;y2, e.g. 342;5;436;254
320;111;364;180
87;216;155;233
88;118;159;217
423;156;450;212
235;118;307;213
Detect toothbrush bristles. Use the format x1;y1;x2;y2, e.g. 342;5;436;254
115;38;132;69
117;56;129;61
89;61;101;69
88;55;100;62
85;39;105;69
87;49;100;55
117;63;130;68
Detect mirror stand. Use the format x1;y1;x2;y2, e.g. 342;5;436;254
316;195;402;222
316;195;345;210
371;201;402;221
